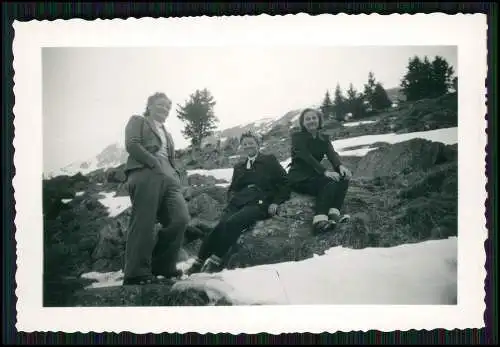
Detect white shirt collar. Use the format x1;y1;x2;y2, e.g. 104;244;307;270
246;153;258;169
153;119;164;128
248;154;257;161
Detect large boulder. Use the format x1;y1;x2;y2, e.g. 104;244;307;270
354;138;455;179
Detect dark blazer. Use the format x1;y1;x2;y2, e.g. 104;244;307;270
124;114;180;177
287;129;343;184
226;153;291;210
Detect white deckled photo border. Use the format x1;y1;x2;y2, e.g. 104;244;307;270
13;14;488;334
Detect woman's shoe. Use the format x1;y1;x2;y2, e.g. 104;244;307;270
328;208;351;224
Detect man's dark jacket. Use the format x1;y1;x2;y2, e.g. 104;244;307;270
226;153;291;211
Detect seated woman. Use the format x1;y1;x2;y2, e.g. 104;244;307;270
186;131;291;275
287;108;352;235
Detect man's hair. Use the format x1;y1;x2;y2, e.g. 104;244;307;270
143;92;172;117
239;130;261;146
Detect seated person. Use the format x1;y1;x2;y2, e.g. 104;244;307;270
186;131;291;275
287;108;352;235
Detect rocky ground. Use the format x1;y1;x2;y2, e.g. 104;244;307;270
42;93;458;307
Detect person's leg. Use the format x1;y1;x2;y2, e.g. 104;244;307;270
186;205;238;275
325;178;350;222
200;204;268;273
291;177;333;231
152;181;190;278
123;170;163;283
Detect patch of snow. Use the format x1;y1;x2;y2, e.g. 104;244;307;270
343;120;377;127
216;183;231;188
75;191;85;197
252;118;274;127
61;199;72;204
81;270;124;289
228;155;241;159
333;127;458;152
80;259;197;289
79;238;456;305
176;257;197;273
98;192;131;218
172;237;457;305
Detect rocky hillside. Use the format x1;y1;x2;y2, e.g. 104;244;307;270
186;92;457;171
44;140;457;306
42;92;458;306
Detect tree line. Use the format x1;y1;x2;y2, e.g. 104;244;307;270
319;54;456;121
176;54;456;148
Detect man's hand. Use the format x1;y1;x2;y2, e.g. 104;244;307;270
268;203;279;216
324;170;340;182
338;165;352;180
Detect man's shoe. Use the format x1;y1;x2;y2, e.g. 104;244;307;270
185;258;204;276
152;268;183;279
122;275;166;286
200;255;223;274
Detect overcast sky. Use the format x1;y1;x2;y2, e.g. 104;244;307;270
42;46;457;173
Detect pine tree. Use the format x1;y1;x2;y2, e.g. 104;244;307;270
346;83;367;119
400;56;425;101
363;71;377;103
452;76;458;93
371;82;392;110
332;84;347;121
176;88;219;150
320;90;334;119
401;55;456;101
430;56;455;97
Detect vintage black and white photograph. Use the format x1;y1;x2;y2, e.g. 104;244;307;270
14;14;487;333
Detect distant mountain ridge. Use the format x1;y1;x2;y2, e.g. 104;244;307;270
45;87;403;178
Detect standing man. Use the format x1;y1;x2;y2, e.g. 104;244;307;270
122;92;190;285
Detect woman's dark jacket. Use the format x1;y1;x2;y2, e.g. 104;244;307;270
287;129;343;184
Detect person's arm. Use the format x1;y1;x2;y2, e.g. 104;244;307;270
291;132;327;175
270;155;291;205
125;115;159;169
324;135;343;173
226;165;240;202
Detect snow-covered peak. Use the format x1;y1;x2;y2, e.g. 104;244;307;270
46;142;127;178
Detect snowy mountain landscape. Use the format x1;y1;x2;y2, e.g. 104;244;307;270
43;91;459;307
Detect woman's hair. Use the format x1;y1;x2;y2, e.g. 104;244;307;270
239;130;261;146
298;108;324;131
143;92;172;117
